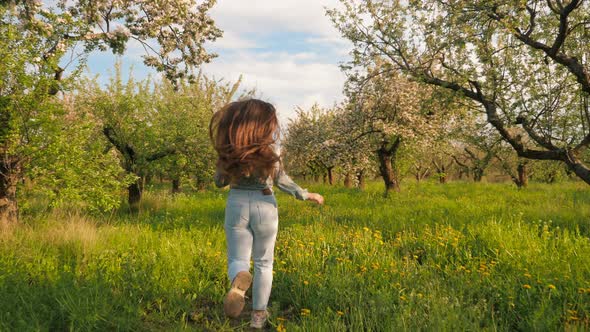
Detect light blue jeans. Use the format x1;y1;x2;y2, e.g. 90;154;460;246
224;188;278;310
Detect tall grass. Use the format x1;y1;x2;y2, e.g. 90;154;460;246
1;181;589;330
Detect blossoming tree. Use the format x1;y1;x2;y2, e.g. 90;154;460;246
328;0;590;184
1;0;221;223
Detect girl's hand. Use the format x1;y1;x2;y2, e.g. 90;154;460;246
307;193;324;205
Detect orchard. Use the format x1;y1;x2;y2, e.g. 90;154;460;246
1;0;589;330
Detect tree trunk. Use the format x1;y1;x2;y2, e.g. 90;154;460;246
564;152;590;185
344;172;352;188
377;143;400;195
327;167;334;185
517;162;528;188
0;157;20;225
473;168;484;182
197;180;207;191
439;164;447;184
128;179;142;213
172;178;181;194
357;169;366;190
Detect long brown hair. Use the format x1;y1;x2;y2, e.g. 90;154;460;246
210;99;280;183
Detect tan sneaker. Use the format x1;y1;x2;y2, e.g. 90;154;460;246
223;271;252;318
250;310;269;329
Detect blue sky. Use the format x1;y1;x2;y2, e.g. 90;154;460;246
82;0;350;123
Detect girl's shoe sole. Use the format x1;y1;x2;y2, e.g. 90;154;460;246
223;271;252;318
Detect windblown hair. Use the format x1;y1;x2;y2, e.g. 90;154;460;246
210;99;280;183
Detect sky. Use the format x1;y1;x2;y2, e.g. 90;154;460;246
83;0;351;123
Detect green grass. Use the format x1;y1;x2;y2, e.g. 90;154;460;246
1;181;590;331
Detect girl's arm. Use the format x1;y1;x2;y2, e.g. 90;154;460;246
273;166;324;204
274;167;309;200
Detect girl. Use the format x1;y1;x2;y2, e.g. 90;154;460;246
209;99;324;329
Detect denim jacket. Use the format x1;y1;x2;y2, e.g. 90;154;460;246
214;163;308;201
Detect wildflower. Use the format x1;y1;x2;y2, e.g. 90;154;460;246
301;308;311;316
277;317;286;321
400;295;407;301
523;284;532;289
547;284;556;290
303;280;309;285
336;311;344;316
277;323;287;332
524;273;532;278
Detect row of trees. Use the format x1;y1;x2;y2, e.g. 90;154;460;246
282;97;574;194
1;0;228;224
282;0;590;194
319;0;590;187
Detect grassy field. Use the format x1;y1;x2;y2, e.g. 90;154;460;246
1;181;590;331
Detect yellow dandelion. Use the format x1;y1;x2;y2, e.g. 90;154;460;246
524;273;532;278
400;295;407;301
277;317;286;321
548;284;556;290
336;311;344;316
277;323;287;332
301;308;311;316
303;280;309;285
523;284;532;289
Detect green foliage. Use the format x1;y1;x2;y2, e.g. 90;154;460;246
149;75;244;190
1;4;130;214
1;182;589;330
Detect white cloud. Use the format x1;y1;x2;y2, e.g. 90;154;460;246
210;0;343;38
203;0;350;123
203;50;346;123
212;30;259;50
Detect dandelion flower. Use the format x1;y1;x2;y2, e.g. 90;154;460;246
301;308;311;316
336;311;344;316
548;284;556;290
523;284;532;289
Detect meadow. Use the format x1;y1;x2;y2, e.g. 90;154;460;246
1;181;589;331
